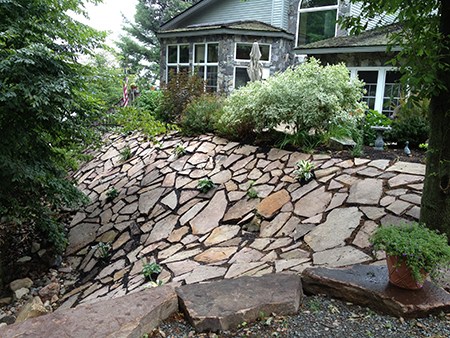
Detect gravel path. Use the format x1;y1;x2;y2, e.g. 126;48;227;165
148;294;450;338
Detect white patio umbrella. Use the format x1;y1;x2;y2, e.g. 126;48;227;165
247;41;263;82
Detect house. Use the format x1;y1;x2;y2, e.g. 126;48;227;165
157;0;402;117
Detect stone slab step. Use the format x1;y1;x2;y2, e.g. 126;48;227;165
301;264;450;318
176;273;303;333
0;285;178;338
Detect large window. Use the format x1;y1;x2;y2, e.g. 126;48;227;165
297;0;338;46
349;68;402;118
166;44;190;78
194;43;219;91
234;67;251;89
235;43;271;62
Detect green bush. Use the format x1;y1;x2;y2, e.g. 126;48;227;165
180;93;225;136
217;58;366;140
135;89;163;113
158;69;207;123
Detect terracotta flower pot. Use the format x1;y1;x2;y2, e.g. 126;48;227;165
386;255;428;290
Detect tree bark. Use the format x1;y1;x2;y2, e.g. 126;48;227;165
420;0;450;234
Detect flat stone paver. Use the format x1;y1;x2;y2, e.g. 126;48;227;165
347;178;383;205
190;190;227;235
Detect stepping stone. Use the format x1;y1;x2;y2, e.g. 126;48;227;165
294;186;331;218
353;220;378;248
302;265;450;318
190;190;227;235
176;274;302;333
347;178;383;205
204;225;240;246
388;174;424;188
387;161;426;175
368;159;390;170
305;207;362;252
223;198;259;222
138;187;165;215
257;189;290;219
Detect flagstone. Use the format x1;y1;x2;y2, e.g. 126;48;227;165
380;195;396;207
194;247;238;264
167;226;189;243
228;191;247;202
234;145;258;156
400;194;422;205
259;212;289;238
181;235;199;246
313;246;371;267
222;154;243;168
406;205;420;219
386;200;412;215
386;188;408;196
302;213;323;224
250;238;273;251
127;245;144;264
359;207;387;220
230;156;255;171
255;173;271;185
66;223;100;255
328;179;344;190
161;172;176;187
388;174;424;188
170;155;189;171
265;237;292;251
146;214;179;245
368;159;390;170
161;191;178;210
190;191;227;235
357;167;383;177
197;142;216;154
290;180;319;202
276;216;299;237
217;238;243;247
210;169;232;184
287;152;310;168
138;187;165;215
119;201;138;215
263;160;284;173
204;225;240;246
233;173;248;183
353;220;378;248
248;168;263;180
275;258;310;273
408;183;424;191
325;192;348;212
160;247;204;264
158;244;184;260
347;178;383;205
280;248;310;260
96;259;126;280
185;266;227;284
267;148;290;161
387;161;426;175
166;260;200;277
294;186;332;218
223;198;259;222
228;248;264;264
335;174;361;186
188;153;210;165
293;223;315;241
224;262;265;279
305;207;362;252
260;250;278;263
257;189;290;219
253;184;274;199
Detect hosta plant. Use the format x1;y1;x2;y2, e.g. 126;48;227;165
295;160;316;182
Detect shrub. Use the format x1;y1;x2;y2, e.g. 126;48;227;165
217;58;366;140
158;69;207;123
180;93;225;136
135;89;163;113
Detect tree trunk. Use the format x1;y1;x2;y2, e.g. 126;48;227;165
420;0;450;234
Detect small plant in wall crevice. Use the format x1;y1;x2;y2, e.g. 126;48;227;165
197;178;215;193
294;160;315;182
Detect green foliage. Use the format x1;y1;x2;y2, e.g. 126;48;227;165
361;110;391;146
140;260;162;282
92;242;112;259
217;58;366;140
370;222;450;285
106;188;119;201
180;93;225;136
197;178;215;194
158;69;207;123
247;181;258;199
110;106;177;138
385;116;429;148
135;90;163;113
119;146;133;162
0;0;106;253
171;142;186;158
295;160;316;182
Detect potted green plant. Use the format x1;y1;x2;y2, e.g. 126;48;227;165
370;222;450;290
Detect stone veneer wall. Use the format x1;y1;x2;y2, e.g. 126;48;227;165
159;34;294;94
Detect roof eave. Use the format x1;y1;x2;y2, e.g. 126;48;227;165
294;45;402;54
157;28;295;40
161;0;216;31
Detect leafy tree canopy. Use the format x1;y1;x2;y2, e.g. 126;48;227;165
0;0;107;252
116;0;197;87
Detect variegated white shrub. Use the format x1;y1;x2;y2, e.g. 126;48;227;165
218;57;367;139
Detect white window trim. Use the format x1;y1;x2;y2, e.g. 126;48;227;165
296;0;339;47
166;44;190;80
233;66;250;89
348;66;400;114
193;42;219;89
234;42;272;63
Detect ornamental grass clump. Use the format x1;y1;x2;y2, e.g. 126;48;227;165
370;222;450;286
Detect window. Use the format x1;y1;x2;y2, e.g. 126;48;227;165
297;0;338;46
235;43;271;62
349;68;403;118
194;43;219;91
166;44;190;79
234;67;251;89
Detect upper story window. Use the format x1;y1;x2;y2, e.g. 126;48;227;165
235;43;271;62
167;44;190;78
194;43;219;91
297;0;338;46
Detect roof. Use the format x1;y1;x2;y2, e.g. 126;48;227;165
295;23;403;55
157;20;294;40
